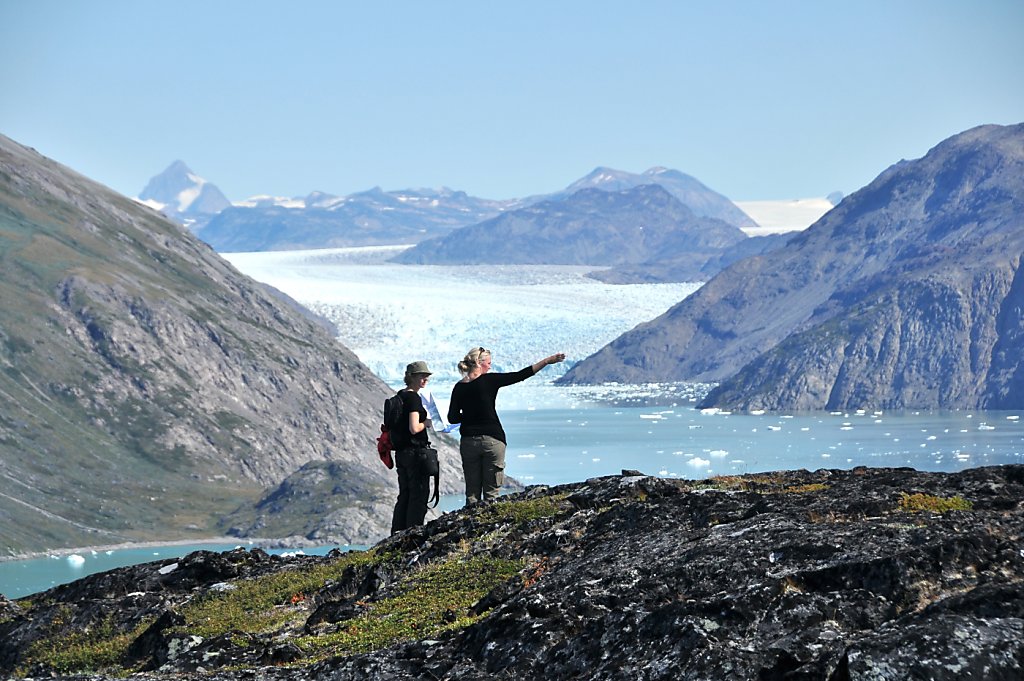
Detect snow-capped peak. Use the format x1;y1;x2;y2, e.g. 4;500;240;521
137;161;231;218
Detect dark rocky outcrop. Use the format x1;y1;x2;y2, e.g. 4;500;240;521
2;465;1021;679
559;123;1024;411
0;134;461;554
391;184;747;278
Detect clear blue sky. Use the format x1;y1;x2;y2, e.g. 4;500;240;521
2;1;1021;202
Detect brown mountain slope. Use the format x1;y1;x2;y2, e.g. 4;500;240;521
559;123;1024;411
0;135;458;554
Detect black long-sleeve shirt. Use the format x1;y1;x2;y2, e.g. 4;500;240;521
447;366;536;444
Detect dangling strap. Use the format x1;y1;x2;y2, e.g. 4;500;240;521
428;472;440;508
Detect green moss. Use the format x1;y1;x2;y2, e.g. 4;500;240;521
898;492;973;513
477;494;568;525
18;615;154;676
692;475;759;492
694;475;828;495
782;483;829;494
295;553;526;660
178;550;391;639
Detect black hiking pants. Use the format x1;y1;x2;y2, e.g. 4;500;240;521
391;447;430;534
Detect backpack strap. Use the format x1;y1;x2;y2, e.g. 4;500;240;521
428;472;440;508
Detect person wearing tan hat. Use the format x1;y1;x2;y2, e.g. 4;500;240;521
391;360;435;533
447;347;565;505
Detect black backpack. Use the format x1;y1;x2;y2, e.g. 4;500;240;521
376;391;440;507
375;392;405;469
383;392;405;442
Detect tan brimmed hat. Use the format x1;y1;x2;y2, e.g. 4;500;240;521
405;360;432;376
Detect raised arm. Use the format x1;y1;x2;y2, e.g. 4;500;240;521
531;353;566;374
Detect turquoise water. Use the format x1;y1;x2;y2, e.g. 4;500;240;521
0;543;363;600
497;405;1024;484
4;402;1022;600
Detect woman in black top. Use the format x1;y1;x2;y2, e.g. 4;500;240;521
447;347;565;504
391;360;434;534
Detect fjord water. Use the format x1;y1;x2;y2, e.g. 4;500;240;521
0;544;360;601
497;401;1024;485
3;393;1021;599
5;249;1022;599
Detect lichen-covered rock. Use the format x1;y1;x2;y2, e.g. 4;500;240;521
1;466;1022;680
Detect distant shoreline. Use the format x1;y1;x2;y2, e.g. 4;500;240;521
0;536;334;564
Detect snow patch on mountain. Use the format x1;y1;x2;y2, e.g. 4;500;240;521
176;184;202;212
733;198;834;235
236;195;307;209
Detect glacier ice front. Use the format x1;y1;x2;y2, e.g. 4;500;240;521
224;246;701;399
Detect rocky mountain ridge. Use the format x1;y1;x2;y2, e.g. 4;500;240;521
0;135;461;555
1;465;1021;679
391;184;752;279
555;165;758;230
559;123;1024;411
198;186;515;252
145;163;760;254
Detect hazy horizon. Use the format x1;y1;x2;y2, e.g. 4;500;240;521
3;1;1021;204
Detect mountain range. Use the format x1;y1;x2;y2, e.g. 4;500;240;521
199;186;514;252
559;123;1024;411
137;164;762;254
0;135;462;555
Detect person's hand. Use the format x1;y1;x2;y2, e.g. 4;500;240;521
548;353;566;365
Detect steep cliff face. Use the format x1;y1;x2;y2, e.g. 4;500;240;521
0;135;459;553
2;466;1021;680
559;124;1024;411
984;256;1024;408
706;262;1021;410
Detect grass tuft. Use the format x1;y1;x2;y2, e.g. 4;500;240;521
476;495;568;525
295;553;526;660
178;550;391;639
18;615;154;676
898;492;973;514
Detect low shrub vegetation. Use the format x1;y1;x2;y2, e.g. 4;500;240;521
898;492;973;513
178;550;393;639
477;494;568;525
295;553;527;660
18;615;154;676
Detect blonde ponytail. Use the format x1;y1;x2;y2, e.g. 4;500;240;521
459;346;490;375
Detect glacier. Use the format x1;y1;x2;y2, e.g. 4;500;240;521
223;246;701;405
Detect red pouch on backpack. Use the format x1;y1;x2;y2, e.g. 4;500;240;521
376;425;394;469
